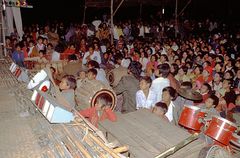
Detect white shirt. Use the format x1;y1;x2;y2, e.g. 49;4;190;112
147;77;170;107
136;90;152;109
82;51;101;65
96;68;109;86
171;45;179;51
92;20;102;31
139;57;149;71
121;58;131;68
165;101;175;122
139;25;144;37
28;46;34;56
51;51;60;61
113;26;119;40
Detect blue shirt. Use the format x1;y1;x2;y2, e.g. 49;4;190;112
12;51;24;67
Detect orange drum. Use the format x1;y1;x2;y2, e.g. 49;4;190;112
205;116;237;146
178;105;206;132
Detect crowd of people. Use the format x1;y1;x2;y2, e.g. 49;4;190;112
5;15;240;127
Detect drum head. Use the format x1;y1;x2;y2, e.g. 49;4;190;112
91;89;116;110
198;145;232;158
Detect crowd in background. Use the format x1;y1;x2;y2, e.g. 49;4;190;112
5;15;240;126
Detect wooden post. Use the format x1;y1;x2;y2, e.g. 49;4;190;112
110;0;114;45
175;0;178;38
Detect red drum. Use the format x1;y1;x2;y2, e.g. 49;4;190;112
205;116;237;146
178;105;206;132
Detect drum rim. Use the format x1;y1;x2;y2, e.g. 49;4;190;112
213;115;237;128
91;89;116;110
184;105;200;111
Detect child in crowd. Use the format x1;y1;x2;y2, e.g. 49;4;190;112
136;76;152;109
79;94;117;127
202;94;220;120
152;101;169;121
76;69;87;88
87;68;98;80
59;75;76;109
12;43;25;67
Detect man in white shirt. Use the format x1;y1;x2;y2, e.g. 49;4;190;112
171;41;179;51
82;46;101;65
51;50;60;61
92;17;102;31
147;63;170;107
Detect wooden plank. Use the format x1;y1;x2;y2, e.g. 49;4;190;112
100;109;205;158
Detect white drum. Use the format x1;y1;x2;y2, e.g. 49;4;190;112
27;69;48;89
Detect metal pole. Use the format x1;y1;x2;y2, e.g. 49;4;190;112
139;3;142;19
177;0;192;17
113;0;125;17
110;0;114;45
82;4;87;24
0;3;6;57
175;0;178;38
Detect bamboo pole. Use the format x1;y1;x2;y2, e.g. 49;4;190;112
113;146;129;153
63;126;92;158
113;0;125;16
82;1;87;24
177;0;192;17
74;111;108;144
110;0;114;45
175;0;178;38
155;133;199;158
88;132;120;158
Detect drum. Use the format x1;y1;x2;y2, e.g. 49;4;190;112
9;62;22;78
62;61;82;75
198;145;232;158
14;67;22;78
204;116;237;146
178;105;206;132
75;79;116;110
106;66;128;87
27;69;48;89
9;62;17;73
230;133;240;148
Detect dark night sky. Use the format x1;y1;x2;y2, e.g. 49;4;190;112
20;0;240;26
